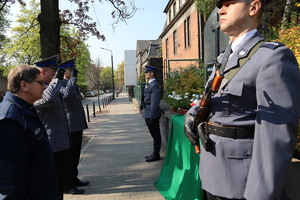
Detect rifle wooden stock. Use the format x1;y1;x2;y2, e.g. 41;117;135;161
193;69;223;154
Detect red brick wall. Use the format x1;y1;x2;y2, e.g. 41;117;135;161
161;5;200;73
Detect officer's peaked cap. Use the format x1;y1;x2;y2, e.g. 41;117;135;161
58;59;76;69
145;65;158;72
216;0;269;9
35;55;58;69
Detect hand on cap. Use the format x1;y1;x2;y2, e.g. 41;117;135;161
72;68;78;77
54;68;65;80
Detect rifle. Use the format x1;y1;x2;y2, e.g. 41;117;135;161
193;41;232;154
193;61;224;153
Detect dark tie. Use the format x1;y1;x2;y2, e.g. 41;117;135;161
219;41;233;76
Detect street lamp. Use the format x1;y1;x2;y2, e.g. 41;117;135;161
100;47;115;100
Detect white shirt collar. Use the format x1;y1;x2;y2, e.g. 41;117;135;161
148;78;156;84
231;29;257;53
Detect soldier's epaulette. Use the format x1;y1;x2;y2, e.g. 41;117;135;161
261;42;285;50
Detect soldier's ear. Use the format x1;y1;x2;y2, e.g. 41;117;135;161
249;0;261;17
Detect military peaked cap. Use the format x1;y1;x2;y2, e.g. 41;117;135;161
145;65;158;72
216;0;269;9
58;59;76;69
35;55;58;69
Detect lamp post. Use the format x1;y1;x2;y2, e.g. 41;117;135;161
100;47;115;100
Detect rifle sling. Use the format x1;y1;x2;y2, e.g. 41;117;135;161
222;41;265;89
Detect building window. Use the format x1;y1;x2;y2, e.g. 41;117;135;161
184;16;191;48
179;0;182;8
173;1;176;17
168;10;172;23
166;38;169;58
173;30;177;55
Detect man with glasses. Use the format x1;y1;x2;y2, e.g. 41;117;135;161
0;65;60;199
34;55;71;200
185;0;300;199
142;65;162;162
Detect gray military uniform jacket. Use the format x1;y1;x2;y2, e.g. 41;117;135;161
199;32;300;200
34;78;70;152
61;77;88;132
142;79;161;119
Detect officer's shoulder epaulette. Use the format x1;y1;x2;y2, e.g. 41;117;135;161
261;42;285;50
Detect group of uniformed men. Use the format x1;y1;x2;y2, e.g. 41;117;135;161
0;55;89;200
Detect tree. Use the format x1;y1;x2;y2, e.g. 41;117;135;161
99;66;113;91
2;0;40;65
115;61;124;91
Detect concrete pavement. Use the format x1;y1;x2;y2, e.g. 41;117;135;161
64;92;165;200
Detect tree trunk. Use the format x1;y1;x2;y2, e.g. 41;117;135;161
38;0;60;59
281;0;292;30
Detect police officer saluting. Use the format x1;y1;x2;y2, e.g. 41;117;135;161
59;59;89;194
185;0;300;199
34;55;71;200
0;65;60;199
142;65;162;162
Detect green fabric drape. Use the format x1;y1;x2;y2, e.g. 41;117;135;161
155;114;204;200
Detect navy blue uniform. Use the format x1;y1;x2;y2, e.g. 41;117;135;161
142;79;162;156
0;92;59;200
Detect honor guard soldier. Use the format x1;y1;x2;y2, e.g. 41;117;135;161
33;55;71;200
142;65;162;162
59;59;89;195
184;0;300;199
0;65;60;199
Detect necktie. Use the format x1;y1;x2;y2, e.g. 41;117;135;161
219;41;233;76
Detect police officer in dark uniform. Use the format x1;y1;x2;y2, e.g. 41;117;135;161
142;65;162;162
185;0;300;199
59;59;89;194
0;65;60;199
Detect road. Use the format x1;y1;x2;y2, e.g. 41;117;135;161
81;92;113;118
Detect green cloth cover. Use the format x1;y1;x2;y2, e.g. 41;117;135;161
155;114;204;200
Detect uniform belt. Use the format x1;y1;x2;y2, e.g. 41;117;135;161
144;102;151;105
206;122;254;139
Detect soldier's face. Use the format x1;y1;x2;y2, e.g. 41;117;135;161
64;68;71;80
218;0;254;37
41;67;56;84
145;71;154;80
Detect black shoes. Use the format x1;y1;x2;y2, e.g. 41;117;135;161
75;180;90;187
145;154;160;162
145;153;153;159
64;187;84;195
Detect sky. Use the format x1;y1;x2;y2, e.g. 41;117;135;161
10;0;169;68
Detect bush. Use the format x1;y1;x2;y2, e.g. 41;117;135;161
165;65;205;109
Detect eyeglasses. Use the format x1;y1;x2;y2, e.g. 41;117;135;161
29;80;45;86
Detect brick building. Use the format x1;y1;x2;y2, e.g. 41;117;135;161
160;0;203;76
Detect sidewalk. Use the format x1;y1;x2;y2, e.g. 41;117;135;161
64;92;165;200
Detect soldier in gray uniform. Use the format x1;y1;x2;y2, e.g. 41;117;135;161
142;65;162;162
33;55;70;200
185;0;300;199
59;59;89;195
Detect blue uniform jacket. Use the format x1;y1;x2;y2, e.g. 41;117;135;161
60;77;88;132
34;78;70;152
0;92;59;200
198;32;300;200
142;80;161;119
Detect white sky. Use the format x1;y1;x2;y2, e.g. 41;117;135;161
8;0;168;68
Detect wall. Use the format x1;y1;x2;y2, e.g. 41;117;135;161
124;50;137;86
161;2;201;71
